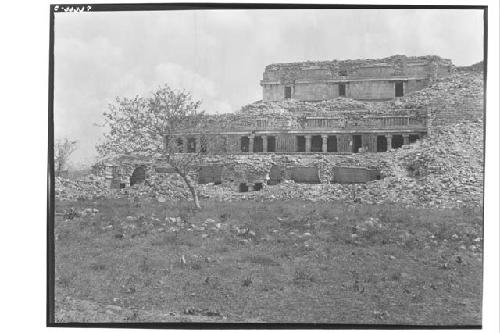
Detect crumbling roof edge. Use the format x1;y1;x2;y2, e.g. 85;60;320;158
265;55;453;71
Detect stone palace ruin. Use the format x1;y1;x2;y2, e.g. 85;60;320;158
58;54;484;207
95;54;485;194
166;55;450;155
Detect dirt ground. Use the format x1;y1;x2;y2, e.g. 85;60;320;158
54;198;483;325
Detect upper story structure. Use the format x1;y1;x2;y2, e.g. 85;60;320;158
260;55;453;102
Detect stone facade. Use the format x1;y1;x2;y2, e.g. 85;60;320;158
97;64;482;191
164;56;456;155
261;55;452;102
168;113;426;154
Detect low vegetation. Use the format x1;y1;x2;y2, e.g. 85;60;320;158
54;198;482;324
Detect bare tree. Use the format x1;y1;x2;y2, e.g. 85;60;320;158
96;85;207;209
55;138;78;176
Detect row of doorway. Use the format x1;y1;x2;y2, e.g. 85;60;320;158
294;134;418;153
376;134;420;152
241;134;419;153
296;135;338;152
241;136;277;152
177;133;421;154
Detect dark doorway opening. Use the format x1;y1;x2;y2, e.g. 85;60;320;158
409;134;420;143
254;182;263;191
200;136;207;153
377;135;387;152
353;135;362;153
392;135;404;149
239;183;248;192
164;135;171;150
290;167;321;184
296;136;306;152
327;136;337;152
176;138;184;152
253;136;264;152
240;137;249;152
395;82;404;97
120;183;126;189
268;165;282;185
311;135;323;152
220;136;228;153
284;86;292;99
187;137;196;153
333;167;382;184
338;83;346;97
267;136;276;152
130;166;146;186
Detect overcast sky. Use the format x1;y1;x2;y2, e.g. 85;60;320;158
54;9;484;165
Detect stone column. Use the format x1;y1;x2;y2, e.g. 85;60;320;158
385;134;392;151
192;136;199;153
262;135;268;153
222;135;228;153
182;137;188;153
321;135;328;153
248;134;255;153
403;134;410;145
179;137;184;152
305;135;312;153
163;136;168;151
105;165;120;189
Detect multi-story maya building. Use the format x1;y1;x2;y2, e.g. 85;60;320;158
167;55;453;154
261;55;452;101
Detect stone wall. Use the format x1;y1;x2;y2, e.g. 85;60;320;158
263;84;285;101
355;65;395;77
263;55;451;79
294;82;333;101
428;97;484;127
193;153;398;185
261;55;453;102
268;79;431;102
348;81;396;100
406;79;429;95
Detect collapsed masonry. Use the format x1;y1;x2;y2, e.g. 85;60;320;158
97;55;483;202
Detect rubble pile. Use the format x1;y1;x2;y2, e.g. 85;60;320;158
389;72;482;106
380;72;484;125
140;173;191;201
193;117;484;208
207;155;273;183
394;121;484;206
55;173;191;202
240;98;369;116
55;175;111;201
398;122;483;176
456;61;484;73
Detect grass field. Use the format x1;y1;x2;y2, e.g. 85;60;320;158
54;198;483;325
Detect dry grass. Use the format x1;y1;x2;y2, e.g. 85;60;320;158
54;198;483;325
